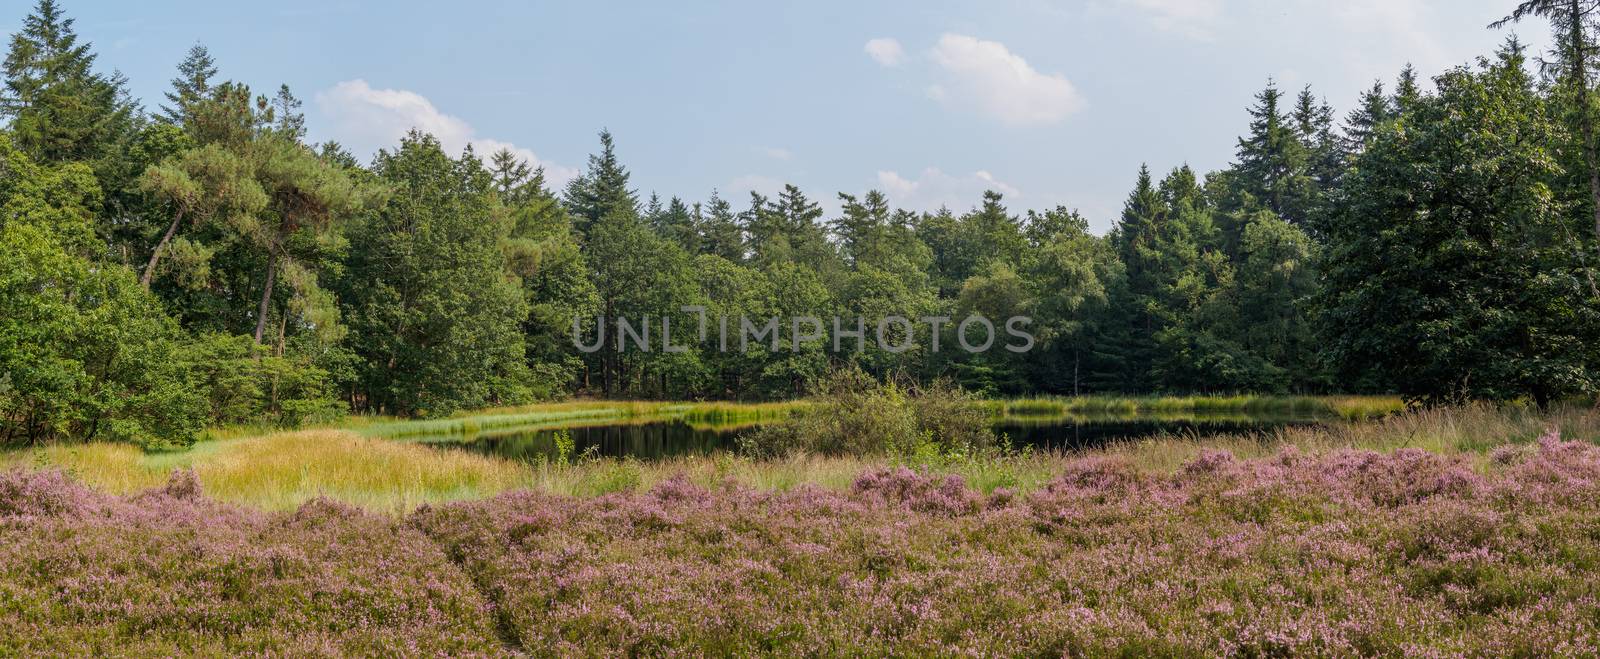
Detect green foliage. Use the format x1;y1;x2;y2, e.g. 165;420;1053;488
0;224;204;450
0;134;205;450
342;132;531;416
5;0;1600;430
1319;45;1600;404
740;366;993;458
179;333;342;427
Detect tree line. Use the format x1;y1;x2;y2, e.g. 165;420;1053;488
2;0;1598;448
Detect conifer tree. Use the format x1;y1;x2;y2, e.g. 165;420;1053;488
160;43;217;125
1492;0;1600;262
1232;81;1315;226
1343;80;1393;153
561;130;637;236
698;190;744;261
1;0;137;166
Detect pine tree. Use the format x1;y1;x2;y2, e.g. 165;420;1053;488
268;84;305;141
1343;80;1393;153
698;189;744;261
160;43;216;124
562;130;637;236
1232;80;1315;226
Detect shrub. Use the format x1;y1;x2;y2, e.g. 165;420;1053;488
739;366;993;458
0;224;206;451
180;333;345;429
0;469;505;655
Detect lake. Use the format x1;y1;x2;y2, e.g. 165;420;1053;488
405;410;1343;462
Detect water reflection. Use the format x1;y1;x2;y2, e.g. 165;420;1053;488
993;415;1323;451
421;413;1335;462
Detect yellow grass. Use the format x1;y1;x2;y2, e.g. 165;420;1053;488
6;430;529;514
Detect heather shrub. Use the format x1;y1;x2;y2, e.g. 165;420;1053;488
0;468;506;656
406;432;1600;655
12;427;1600;655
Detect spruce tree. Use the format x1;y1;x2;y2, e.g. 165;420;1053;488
698;190;744;261
1232;81;1315;226
1342;80;1393;154
1492;1;1600;269
561;130;637;236
1;0;137;166
160;43;217;124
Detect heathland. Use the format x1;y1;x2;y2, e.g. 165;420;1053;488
4;402;1600;654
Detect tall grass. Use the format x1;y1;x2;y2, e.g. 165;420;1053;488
7;430;529;513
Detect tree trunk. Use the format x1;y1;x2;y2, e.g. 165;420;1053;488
275;300;289;358
140;208;185;290
253;251;278;346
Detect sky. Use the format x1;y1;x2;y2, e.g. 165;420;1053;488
8;0;1554;233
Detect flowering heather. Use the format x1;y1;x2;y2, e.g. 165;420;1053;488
412;431;1600;656
0;469;506;656
11;429;1600;655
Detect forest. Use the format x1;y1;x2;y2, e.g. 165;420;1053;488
4;0;1600;451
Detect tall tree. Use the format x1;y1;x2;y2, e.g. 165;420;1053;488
136;143;266;289
1493;0;1600;264
698;190;744;261
160;43;216;125
561;130;636;236
344;132;530;415
1;0;138;166
1231;80;1315;227
1320;45;1600;403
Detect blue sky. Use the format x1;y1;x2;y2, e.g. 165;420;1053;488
11;0;1552;232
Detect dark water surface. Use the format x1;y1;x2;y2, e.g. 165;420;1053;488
422;414;1332;462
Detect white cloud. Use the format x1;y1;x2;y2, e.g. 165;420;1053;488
927;34;1084;125
1118;0;1223;40
760;146;794;161
876;167;1020;212
313;79;576;185
864;37;906;67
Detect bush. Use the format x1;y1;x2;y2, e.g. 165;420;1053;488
0;224;206;450
739;366;993;458
180;333;344;428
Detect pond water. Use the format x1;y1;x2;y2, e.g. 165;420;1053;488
413;413;1335;462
